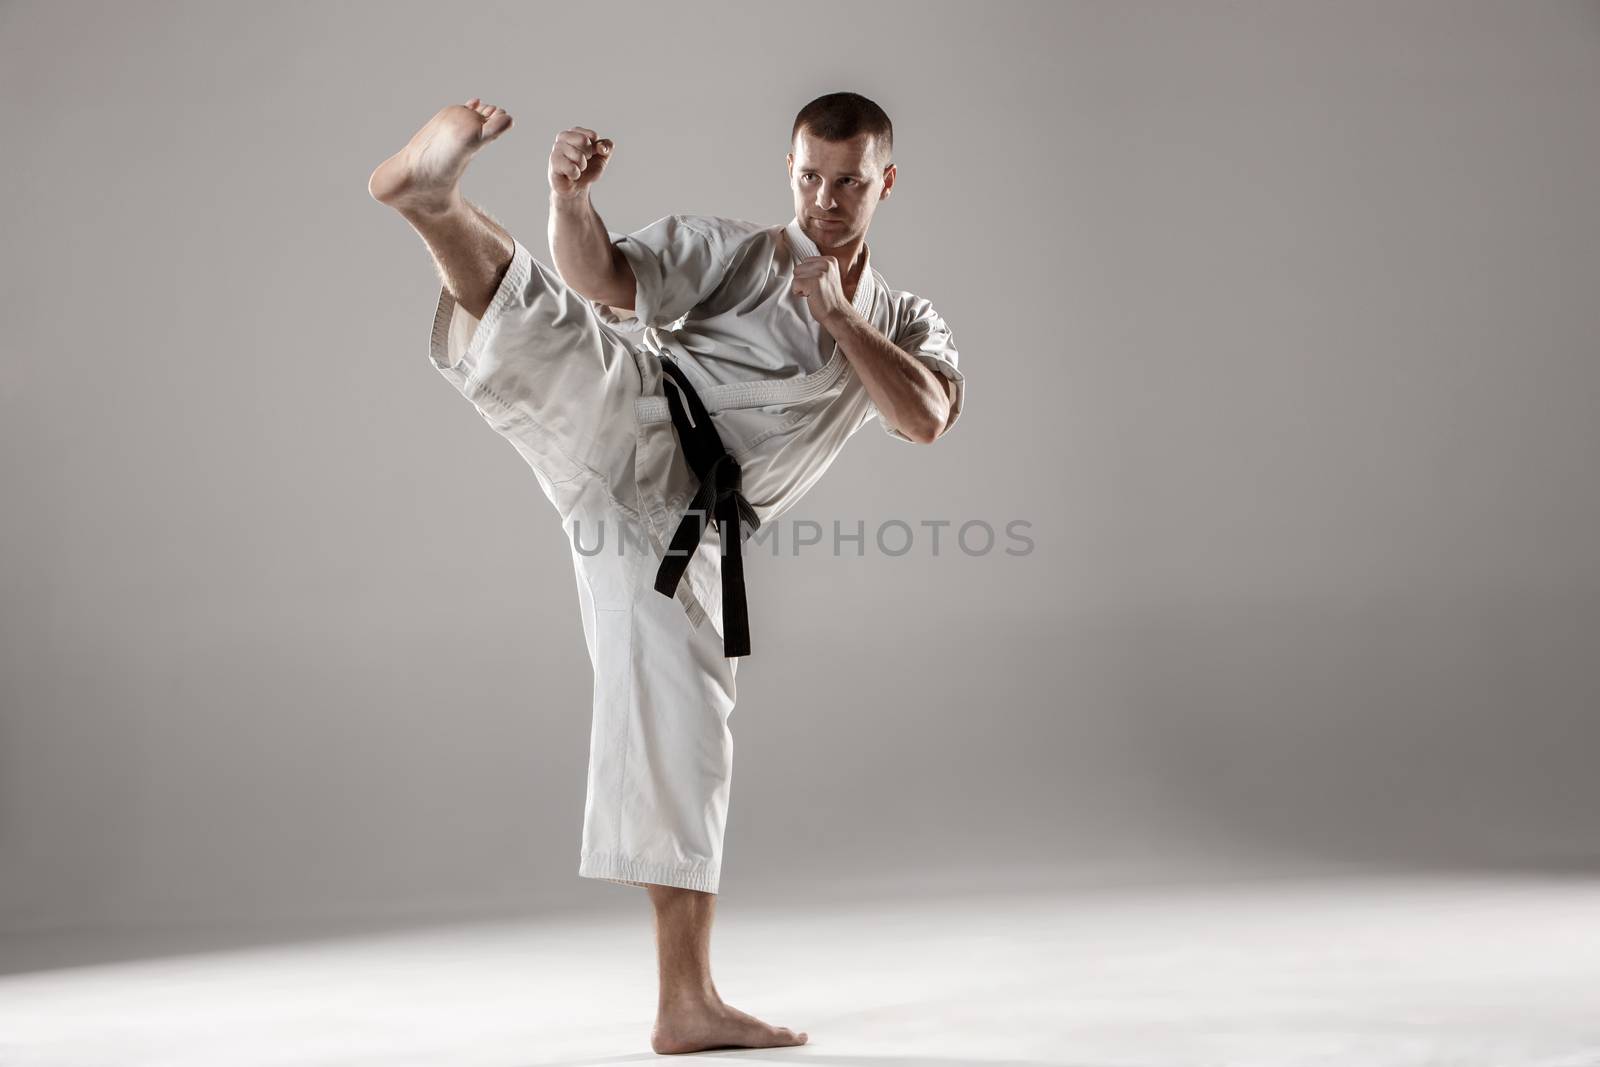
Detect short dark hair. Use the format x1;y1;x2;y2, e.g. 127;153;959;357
791;91;893;173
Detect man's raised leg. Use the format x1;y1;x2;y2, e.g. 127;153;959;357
368;99;516;319
647;884;808;1054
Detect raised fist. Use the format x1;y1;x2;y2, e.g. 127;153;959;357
549;126;614;199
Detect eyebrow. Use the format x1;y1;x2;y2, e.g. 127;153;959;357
798;168;864;178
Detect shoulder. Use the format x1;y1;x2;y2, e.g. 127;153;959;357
879;276;949;337
655;216;778;274
667;214;770;245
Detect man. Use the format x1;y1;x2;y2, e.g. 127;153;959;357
368;90;964;1054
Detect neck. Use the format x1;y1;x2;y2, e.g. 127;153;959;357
816;234;866;283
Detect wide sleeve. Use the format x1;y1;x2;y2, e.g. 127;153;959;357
607;214;734;330
878;294;966;443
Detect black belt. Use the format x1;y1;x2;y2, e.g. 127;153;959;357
652;358;761;658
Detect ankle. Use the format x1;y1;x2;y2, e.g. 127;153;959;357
658;984;721;1013
396;189;467;224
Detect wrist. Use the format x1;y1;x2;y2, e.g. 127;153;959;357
820;304;858;332
549;189;592;213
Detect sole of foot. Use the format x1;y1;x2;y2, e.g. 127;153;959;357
368;98;513;215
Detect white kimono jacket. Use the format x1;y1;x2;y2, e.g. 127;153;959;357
431;212;966;646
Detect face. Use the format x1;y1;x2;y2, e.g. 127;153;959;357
787;128;895;250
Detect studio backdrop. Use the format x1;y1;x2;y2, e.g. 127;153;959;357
2;0;1597;943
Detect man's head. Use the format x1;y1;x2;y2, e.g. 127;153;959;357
787;91;896;252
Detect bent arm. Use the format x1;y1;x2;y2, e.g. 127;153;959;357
548;191;638;310
823;306;955;444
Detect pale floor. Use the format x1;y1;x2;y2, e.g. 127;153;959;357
2;871;1599;1067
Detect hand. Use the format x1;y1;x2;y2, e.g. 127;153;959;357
790;254;852;326
548;126;614;200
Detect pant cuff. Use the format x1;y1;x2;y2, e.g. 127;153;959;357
579;850;721;894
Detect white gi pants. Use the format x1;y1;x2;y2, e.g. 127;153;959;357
429;237;740;895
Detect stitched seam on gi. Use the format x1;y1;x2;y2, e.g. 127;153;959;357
580;851;720;893
634;351;849;418
430;236;533;373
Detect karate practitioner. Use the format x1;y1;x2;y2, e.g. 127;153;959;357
368;90;964;1054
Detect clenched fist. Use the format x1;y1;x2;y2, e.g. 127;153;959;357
549;126;614;200
791;254;853;326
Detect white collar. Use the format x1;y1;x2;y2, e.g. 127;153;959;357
784;215;876;319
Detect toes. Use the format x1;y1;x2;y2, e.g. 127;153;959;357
768;1026;804;1047
483;112;512;138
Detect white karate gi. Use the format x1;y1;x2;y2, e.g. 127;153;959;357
427;213;964;893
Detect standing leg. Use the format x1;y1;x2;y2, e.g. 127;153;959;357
368;99;517;318
647;884;809;1053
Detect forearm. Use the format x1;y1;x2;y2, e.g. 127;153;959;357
548;191;636;308
822;307;952;444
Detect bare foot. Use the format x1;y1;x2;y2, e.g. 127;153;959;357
651;997;809;1055
367;97;513;215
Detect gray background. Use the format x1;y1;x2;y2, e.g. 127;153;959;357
2;0;1597;957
